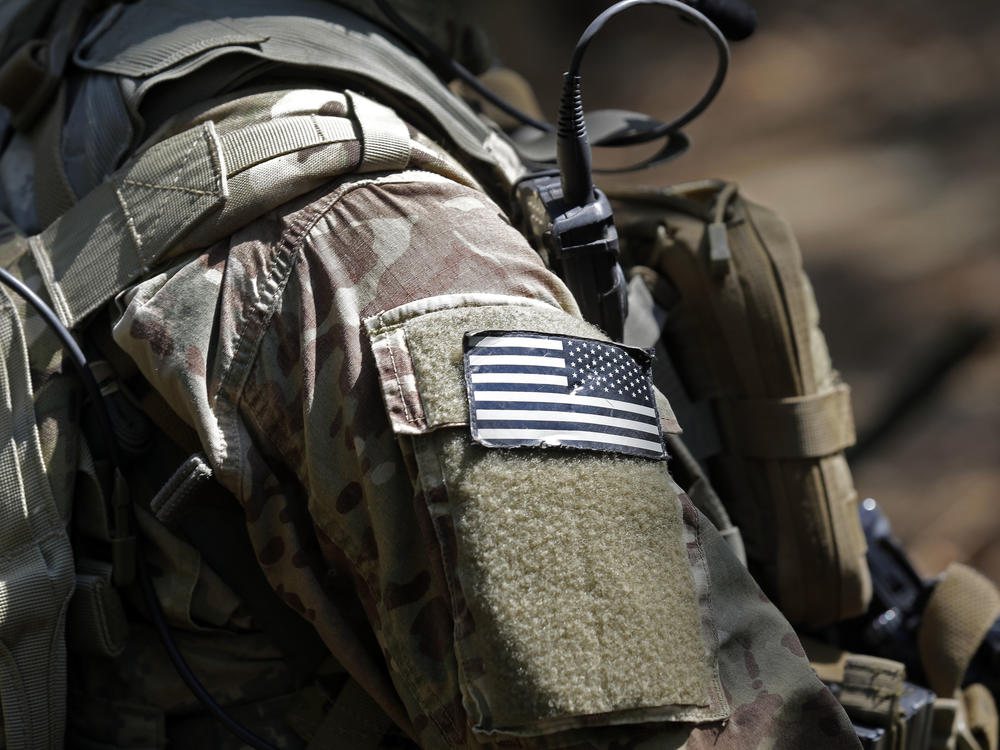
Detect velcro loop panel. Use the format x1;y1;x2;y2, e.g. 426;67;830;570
716;382;855;459
919;563;1000;698
346;90;411;173
366;293;717;737
423;428;722;735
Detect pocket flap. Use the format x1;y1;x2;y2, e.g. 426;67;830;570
364;293;680;436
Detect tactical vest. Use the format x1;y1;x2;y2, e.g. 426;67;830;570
0;1;996;749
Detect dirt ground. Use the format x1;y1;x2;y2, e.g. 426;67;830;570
478;0;1000;582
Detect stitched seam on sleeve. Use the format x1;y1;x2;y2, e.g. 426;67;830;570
386;332;416;424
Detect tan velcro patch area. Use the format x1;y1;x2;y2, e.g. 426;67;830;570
364;293;680;436
364;294;719;738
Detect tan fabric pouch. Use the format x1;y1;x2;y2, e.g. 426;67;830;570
612;180;871;628
365;293;728;740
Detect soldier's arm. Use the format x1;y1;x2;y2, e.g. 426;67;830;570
114;157;859;749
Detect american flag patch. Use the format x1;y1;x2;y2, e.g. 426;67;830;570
463;330;666;459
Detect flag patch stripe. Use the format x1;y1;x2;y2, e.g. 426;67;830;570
468;335;564;350
466;346;566;358
473;399;645;418
464;382;566;394
466;364;571;376
464;330;666;460
470;373;569;386
475;428;664;454
473;390;656;417
468;354;565;368
476;408;661;435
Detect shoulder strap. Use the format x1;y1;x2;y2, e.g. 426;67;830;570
0;277;75;750
48;0;522;206
27;89;415;330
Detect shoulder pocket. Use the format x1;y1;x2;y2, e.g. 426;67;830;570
365;293;679;437
365;294;725;741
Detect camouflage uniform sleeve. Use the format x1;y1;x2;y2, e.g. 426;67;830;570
113;166;859;749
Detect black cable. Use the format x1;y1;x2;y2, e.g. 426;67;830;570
557;0;727;206
566;0;730;137
0;268;280;750
373;0;730;156
136;552;281;750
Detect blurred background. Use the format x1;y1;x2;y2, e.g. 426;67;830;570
475;0;1000;581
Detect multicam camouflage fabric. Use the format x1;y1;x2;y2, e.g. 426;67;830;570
0;3;863;748
66;92;852;748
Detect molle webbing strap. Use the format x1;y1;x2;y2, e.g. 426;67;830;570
743;200;817;389
149;454;329;679
65;558;128;658
31;86;77;228
11;0;95;224
148;453;215;526
838;654;904;729
28;119;227;330
919;563;1000;698
715;383;856;459
219;115;357;176
27;91;412;330
0;0;89;134
346;91;412;174
69;0;516;189
150;454;412;750
930;696;961;750
0;291;75;750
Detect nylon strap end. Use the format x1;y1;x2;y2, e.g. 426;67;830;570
111;469;136;586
